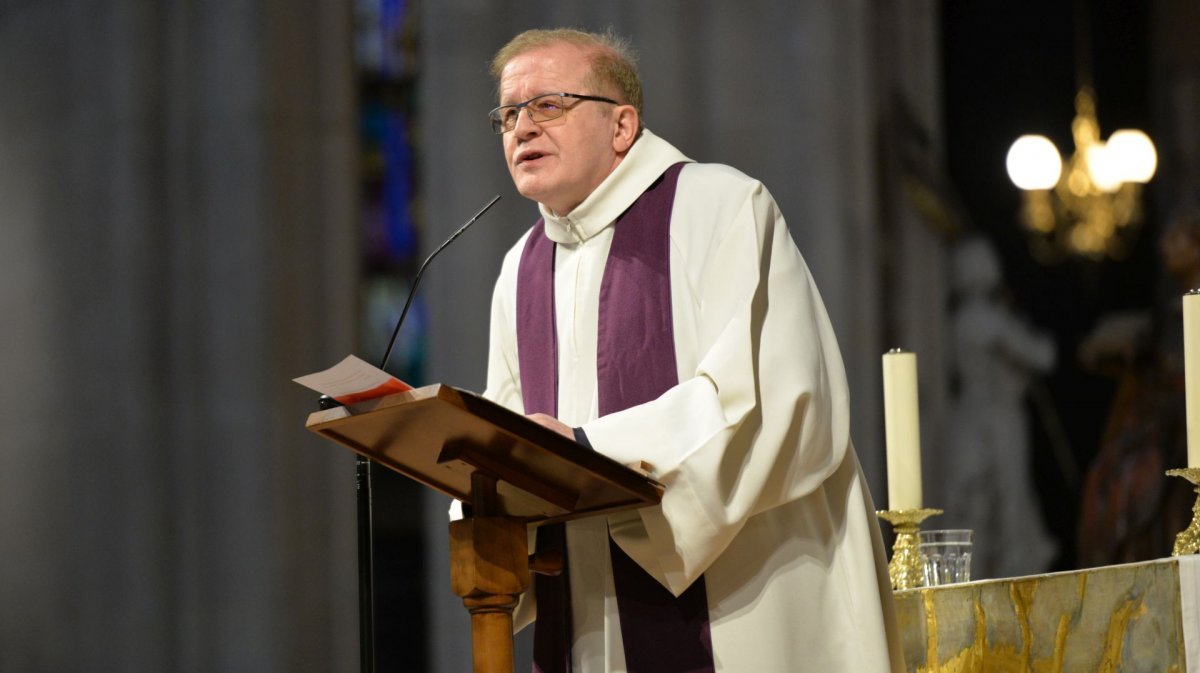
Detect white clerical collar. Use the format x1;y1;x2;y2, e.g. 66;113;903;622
540;129;692;245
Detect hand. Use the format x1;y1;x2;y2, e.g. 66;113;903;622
526;412;574;439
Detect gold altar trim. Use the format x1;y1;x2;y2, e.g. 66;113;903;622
893;558;1189;672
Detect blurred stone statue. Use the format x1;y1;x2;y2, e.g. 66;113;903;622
1076;205;1200;565
945;237;1058;579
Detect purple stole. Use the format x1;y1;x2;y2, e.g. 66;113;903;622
517;163;716;673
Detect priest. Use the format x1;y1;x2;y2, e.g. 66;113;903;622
480;27;903;673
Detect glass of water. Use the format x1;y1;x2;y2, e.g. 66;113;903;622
919;529;973;586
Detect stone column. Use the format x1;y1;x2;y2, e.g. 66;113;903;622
0;0;358;670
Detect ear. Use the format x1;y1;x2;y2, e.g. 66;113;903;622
611;105;640;154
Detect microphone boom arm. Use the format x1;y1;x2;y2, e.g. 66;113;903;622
378;194;501;371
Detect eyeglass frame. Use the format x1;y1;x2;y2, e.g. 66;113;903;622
488;92;620;134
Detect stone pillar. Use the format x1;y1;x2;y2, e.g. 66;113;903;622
869;0;951;507
0;1;358;670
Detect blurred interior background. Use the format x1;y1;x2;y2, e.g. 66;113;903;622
3;1;1198;671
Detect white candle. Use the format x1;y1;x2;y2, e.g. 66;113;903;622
1185;292;1200;468
883;349;923;509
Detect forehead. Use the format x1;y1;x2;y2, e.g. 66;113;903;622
498;43;593;103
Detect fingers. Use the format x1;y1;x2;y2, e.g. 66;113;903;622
526;412;574;439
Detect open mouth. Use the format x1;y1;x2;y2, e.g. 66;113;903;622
517;150;546;165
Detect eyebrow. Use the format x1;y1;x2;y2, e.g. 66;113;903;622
498;91;564;107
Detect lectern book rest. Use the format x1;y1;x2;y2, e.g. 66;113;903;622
305;383;664;524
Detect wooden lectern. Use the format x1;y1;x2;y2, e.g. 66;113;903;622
306;384;664;673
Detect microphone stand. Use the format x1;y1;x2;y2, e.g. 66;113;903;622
320;393;375;673
354;455;376;673
326;195;500;673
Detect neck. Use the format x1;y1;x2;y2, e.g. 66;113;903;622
542;150;631;217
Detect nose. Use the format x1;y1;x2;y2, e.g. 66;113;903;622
512;107;542;139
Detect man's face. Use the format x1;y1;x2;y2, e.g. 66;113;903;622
498;43;625;215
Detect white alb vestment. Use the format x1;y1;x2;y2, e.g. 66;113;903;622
484;130;903;672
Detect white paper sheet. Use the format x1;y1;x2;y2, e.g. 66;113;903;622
293;354;412;404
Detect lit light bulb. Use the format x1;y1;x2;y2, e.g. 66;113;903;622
1107;129;1157;183
1085;142;1124;193
1007;135;1063;190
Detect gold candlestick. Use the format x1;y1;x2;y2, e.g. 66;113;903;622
876;508;942;590
1167;468;1200;556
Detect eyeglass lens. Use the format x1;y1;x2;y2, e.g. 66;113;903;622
492;94;569;133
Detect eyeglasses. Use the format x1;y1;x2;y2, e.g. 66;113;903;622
488;92;619;134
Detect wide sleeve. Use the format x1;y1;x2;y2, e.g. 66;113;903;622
581;171;853;596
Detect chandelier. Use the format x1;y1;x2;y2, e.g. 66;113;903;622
1005;86;1157;261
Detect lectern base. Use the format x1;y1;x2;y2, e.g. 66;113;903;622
450;515;530;673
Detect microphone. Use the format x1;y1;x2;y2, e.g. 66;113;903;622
316;195;501;412
378;194;501;371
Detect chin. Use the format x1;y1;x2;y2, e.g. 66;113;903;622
515;181;554;207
